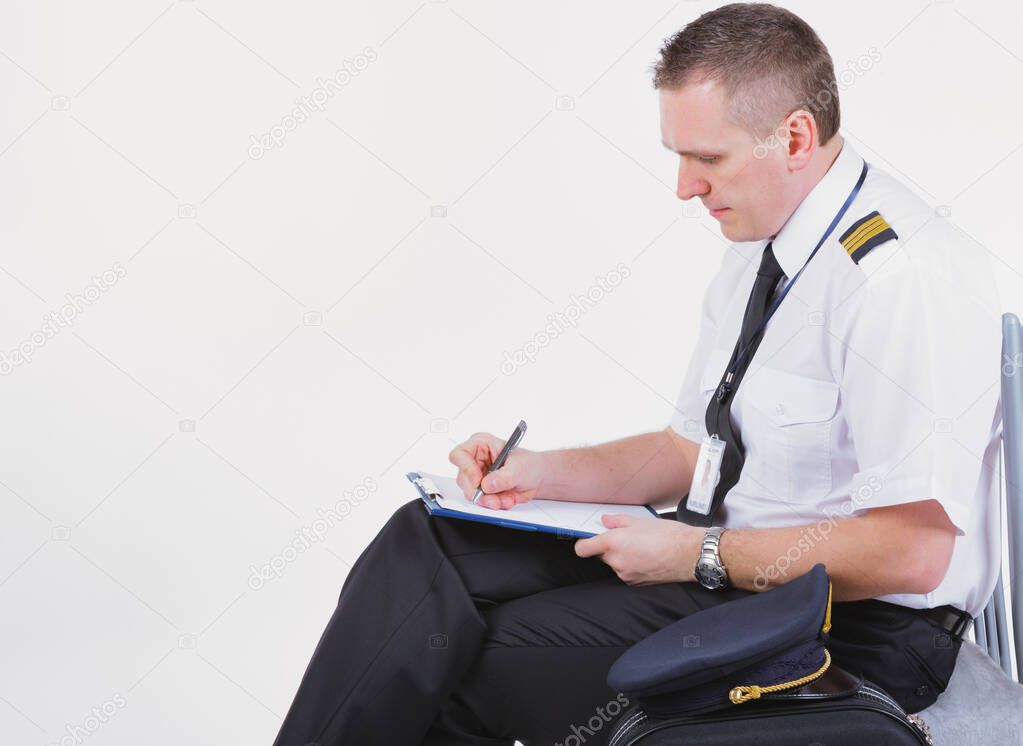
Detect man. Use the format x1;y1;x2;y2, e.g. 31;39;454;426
273;4;1002;744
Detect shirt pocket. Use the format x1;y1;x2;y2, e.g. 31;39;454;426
740;367;840;504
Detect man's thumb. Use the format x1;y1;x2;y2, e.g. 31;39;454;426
602;514;633;528
482;471;506;493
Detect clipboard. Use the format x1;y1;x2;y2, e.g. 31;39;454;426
406;471;660;539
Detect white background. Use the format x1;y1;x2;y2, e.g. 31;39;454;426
1;1;1021;744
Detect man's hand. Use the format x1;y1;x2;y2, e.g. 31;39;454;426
575;514;704;586
448;432;546;510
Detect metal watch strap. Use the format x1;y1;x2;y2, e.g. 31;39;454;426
695;526;728;589
701;526;726;562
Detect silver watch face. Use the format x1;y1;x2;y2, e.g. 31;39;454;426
695;561;728;589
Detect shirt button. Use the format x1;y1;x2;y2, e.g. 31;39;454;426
773;403;785;415
915;685;929;697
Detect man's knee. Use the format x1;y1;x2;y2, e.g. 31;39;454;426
395;496;425;517
382;497;429;536
338;498;430;600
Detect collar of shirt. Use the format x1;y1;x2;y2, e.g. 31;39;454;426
768;141;866;281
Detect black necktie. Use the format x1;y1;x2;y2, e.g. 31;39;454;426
677;243;786;526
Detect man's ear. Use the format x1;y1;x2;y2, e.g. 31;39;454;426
784;109;817;171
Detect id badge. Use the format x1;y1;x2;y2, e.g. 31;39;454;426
686;435;725;515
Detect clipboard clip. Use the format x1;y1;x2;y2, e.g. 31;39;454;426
412;474;442;499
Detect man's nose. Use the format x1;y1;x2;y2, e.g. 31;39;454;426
676;161;710;201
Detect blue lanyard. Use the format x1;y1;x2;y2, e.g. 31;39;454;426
718;161;868;400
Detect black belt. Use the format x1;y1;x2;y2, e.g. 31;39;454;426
916;604;972;640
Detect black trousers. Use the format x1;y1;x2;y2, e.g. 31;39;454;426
272;499;961;746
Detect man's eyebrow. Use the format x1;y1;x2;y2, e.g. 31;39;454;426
660;141;720;157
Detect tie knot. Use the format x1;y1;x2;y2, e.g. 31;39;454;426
757;243;785;282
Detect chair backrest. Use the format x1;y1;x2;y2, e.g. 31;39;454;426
974;313;1022;681
1003;313;1023;678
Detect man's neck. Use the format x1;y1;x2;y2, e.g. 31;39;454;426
770;135;845;240
805;135;845;194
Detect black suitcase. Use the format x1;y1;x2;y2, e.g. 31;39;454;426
605;666;934;746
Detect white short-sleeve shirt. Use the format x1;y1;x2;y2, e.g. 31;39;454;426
669;141;1003;617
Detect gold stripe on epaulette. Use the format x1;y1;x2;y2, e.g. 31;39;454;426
841;213;892;256
849;222;891;252
842;216;885;249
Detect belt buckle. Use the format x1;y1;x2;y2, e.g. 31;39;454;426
931;605;970;640
948;610;971;640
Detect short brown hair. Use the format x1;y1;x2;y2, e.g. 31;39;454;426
653;3;840;144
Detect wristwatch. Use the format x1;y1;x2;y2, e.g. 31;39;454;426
694;526;729;590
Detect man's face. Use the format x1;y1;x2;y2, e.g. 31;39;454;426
659;80;793;242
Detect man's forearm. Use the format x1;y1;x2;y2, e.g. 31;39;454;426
535;430;695;509
716;500;955;601
718;518;889;600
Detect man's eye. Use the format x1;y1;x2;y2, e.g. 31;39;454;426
698;155;719;164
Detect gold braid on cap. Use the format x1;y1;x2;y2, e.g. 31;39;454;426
728;581;834;705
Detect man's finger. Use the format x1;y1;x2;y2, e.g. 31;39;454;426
474;489;528;510
574;535;605;558
601;514;636;529
448;450;482;496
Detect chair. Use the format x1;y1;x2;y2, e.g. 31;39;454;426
917;313;1023;744
973;311;1022;679
604;314;1023;745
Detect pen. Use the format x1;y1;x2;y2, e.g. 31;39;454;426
472;420;527;505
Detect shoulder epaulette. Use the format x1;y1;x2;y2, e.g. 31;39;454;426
839;210;898;264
